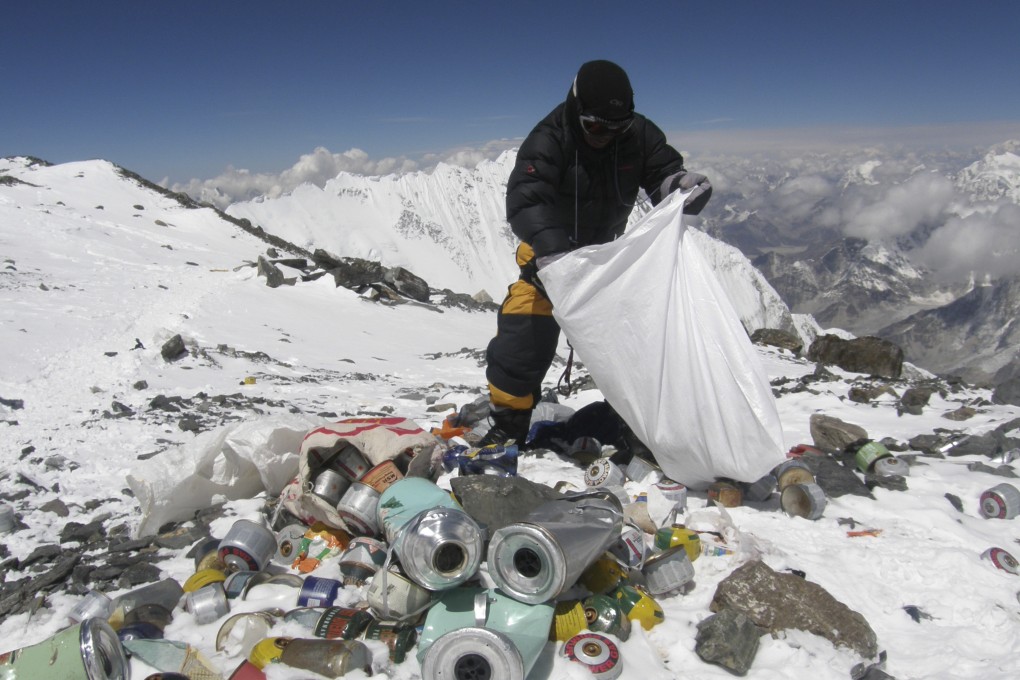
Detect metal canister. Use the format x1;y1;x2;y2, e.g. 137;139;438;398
331;444;371;481
278;638;372;677
980;483;1020;520
562;632;623;680
567;437;603;465
109;579;184;631
653;524;701;562
337;482;381;536
774;458;815;491
298;576;343;607
654;479;689;506
223;571;261;599
377;477;459;542
854;441;892;473
312;607;374;640
192;536;224;571
116;622;164;643
609;525;648;568
123;604;173;633
585;459;626;488
183;568;227;593
69;590;114;623
642;545;695;597
781;482;827;520
741;473;778;502
361;460;404;493
0;619;129;680
218;519;277;572
420;627;525;680
625;456;663;485
0;503;15;534
551;600;588;641
583;594;631;641
981;547;1019;574
872;456;910;478
366;566;433;621
312;468;350;506
707;481;743;507
579;554;627;594
488;496;624;604
364;620;418;664
273;523;308;566
610;584;664;631
338;536;387;585
185;583;230;624
248;637;288;669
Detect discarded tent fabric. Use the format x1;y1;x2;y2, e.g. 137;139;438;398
538;190;786;489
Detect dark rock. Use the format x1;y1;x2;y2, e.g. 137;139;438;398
21;544;63;568
117;562;162;588
942;406;977;421
967;462;1017;478
695;608;762;676
178;417;203;433
60;520;106;544
750;328;803;354
0;553;79;618
450;475;564;534
942;433;1003;458
161;334;188;362
798;453;873;499
810;414;868;453
133;380;149;390
807;334;903;379
257;255;293;288
0;397;24;410
40;499;70;517
149;394;183;412
108;536;157;553
944;493;964;512
330;258;386;290
384;266;430;303
897;387;933;416
992;376;1020;406
311;248;343;270
155;524;209;550
88;565;125;583
710;560;878;658
864;473;908;492
848;385;899;404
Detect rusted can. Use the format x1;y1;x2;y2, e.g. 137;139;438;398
610;584;664;631
707;481;743;507
361;460;404;493
653;524;701;562
183;568;227;593
363;620;418;664
338;536;387;585
642;545;695;597
331;444;372;482
313;607;374;640
69;590;114;623
583;594;631;641
551;600;587;641
980;483;1020;519
872;456;910;478
774;458;815;491
278;638;372;677
781;482;827;520
219;519;277;572
311;468;350;506
585;459;626;488
981;547;1019;574
366;566;433;621
336;482;381;536
185;583;230;624
272;523;308;566
562;632;623;680
854;441;892;473
298;576;343;607
0;619;129;680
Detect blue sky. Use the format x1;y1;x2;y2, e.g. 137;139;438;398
4;1;1020;186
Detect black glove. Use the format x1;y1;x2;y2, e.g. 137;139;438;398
662;171;713;215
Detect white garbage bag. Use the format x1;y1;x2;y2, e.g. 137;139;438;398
538;191;786;488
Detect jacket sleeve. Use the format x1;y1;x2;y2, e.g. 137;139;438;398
505;123;573;257
639;119;686;206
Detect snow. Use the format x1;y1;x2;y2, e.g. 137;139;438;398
2;158;1020;679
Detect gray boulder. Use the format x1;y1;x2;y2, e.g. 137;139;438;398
808;335;903;379
751;328;803;355
695;608;762;676
810;414;868;453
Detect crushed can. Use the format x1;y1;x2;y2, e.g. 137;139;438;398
420;627;524;680
980;483;1020;519
227;659;266;680
741;473;778;502
336;482;381;537
654;479;689;507
0;619;129;680
562;632;623;680
338;536;387;585
641;545;695;598
610;584;664;631
583;594;631;641
272;523;308;566
183;568;227;593
278;638;372;677
854;441;892;473
981;547;1019;574
191;536;224;571
488;496;624;604
218;519;277;572
781;482;827;520
654;524;701;562
109;579;184;631
248;637;288;669
223;571;262;600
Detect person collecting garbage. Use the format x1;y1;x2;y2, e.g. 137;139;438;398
479;59;713;447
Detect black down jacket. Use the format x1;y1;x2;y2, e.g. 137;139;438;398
506;88;686;258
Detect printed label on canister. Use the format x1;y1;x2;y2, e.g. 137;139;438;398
314;607;373;640
979;483;1020;520
854;441;891;473
219;519;277;572
361;460;404;494
562;632;623;680
551;600;587;641
585;459;625;488
298;576;342;608
982;547;1020;574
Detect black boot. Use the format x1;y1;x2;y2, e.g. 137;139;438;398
478;408;533;448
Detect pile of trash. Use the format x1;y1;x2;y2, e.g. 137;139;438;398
2;401;1018;680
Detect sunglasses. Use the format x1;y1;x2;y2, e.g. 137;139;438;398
579;113;634;137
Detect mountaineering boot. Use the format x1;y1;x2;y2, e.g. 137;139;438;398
478;408;533;448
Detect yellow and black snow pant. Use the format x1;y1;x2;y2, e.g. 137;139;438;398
485;243;561;411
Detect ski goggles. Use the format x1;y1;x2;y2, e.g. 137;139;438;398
579;113;634;137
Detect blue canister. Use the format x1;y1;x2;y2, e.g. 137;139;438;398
298;576;343;607
443;444;519;477
418;587;554;679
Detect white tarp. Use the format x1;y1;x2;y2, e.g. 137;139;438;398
539;190;786;488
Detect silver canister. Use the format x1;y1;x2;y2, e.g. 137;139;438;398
337;482;381;536
742;473;778;502
641;545;695;597
366;566;433;621
185;583;230;624
331;444;371;482
0;503;15;534
872;456;910;478
420;627;525;680
69;590;114;623
780;482;827;520
311;469;351;506
654;479;688;510
273;523;308;566
980;483;1020;519
487;496;624;605
391;506;484;591
585;459;626;488
609;525;648;569
338;536;388;585
625;456;663;485
218;519;277;572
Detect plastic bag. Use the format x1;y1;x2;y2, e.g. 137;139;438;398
538;190;786;488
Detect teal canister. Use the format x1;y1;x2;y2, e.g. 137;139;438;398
0;619;129;680
417;586;554;678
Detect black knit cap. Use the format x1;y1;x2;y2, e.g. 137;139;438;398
572;60;634;121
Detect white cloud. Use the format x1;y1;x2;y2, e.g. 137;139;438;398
913;203;1020;282
843;172;957;241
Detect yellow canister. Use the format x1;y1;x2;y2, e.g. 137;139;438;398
550;600;588;641
183;568;227;593
579;554;626;594
611;584;664;631
248;637;290;669
653;524;701;563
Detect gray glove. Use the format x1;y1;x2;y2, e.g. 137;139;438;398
661;171;713;215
